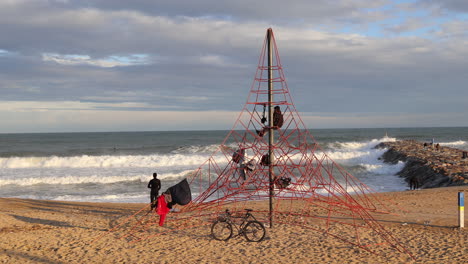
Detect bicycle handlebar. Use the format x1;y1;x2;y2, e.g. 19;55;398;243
222;208;255;221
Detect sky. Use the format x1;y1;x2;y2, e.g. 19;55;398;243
1;0;467;133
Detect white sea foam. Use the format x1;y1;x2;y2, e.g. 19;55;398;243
324;137;395;164
171;144;222;154
333;136;397;150
316;136;407;192
0;136;409;202
439;140;467;147
0;153;220;169
0;169;196;186
54;193;148;203
361;161;405;175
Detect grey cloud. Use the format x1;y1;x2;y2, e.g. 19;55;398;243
0;5;265;59
422;0;468;13
0;0;467;132
383;18;426;34
281;35;468;114
434;20;468;39
49;0;389;25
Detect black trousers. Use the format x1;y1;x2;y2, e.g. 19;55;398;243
150;191;159;206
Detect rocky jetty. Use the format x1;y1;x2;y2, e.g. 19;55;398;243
376;140;468;189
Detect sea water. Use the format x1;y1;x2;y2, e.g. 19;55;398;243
0;127;467;203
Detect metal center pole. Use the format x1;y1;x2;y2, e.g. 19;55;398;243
267;28;274;228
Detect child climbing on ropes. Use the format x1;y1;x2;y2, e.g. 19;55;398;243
274;176;291;189
232;148;256;180
240;158;257;180
257;106;284;137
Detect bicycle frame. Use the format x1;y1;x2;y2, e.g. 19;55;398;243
224;209;256;237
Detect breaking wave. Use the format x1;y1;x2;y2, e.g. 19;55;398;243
0;169;196;186
0;154;217;169
439;140;467;147
8;135;464;202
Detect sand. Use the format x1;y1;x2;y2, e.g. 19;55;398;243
0;186;466;264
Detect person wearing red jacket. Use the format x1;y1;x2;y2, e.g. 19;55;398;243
156;194;170;226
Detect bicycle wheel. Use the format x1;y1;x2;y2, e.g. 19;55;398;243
211;221;233;241
243;221;266;242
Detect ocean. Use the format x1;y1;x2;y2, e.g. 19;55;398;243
1;127;467;203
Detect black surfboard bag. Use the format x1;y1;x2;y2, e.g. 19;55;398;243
167;178;192;206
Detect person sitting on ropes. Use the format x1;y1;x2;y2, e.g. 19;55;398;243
233;148;247;180
257;106;284;137
148;172;161;209
274;176;291;189
240;158;257;180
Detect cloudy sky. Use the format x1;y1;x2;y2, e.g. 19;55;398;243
1;0;467;133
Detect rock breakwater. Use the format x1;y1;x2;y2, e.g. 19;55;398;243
376;140;468;189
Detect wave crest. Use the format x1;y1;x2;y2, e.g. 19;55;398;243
0;154;213;169
0;169;196;186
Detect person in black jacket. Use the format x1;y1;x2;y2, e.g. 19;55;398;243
148;172;161;209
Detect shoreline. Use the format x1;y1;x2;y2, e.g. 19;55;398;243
1;186;466;263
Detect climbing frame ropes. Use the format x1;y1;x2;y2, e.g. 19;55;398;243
94;28;415;261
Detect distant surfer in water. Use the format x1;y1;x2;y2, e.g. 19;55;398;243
148;172;161;209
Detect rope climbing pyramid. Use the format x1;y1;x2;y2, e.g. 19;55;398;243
96;28;414;260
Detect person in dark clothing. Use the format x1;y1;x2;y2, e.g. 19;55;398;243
409;176;420;190
272;106;284;129
148;172;161;209
257;106;284;137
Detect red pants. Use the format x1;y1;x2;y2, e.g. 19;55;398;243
159;213;167;226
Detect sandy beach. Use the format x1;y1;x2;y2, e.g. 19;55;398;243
0;186;466;264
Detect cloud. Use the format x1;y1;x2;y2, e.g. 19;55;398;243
383;18;426;34
0;0;467;132
433;20;468;39
42;53;150;67
29;0;389;25
421;0;468;13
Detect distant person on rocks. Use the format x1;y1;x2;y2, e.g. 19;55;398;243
409;176;420;190
148;172;161;209
435;143;440;151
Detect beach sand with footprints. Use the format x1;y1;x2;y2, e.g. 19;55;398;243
0;186;466;264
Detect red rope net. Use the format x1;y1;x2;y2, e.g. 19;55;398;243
95;28;414;260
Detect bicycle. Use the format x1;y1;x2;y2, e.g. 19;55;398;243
211;209;266;242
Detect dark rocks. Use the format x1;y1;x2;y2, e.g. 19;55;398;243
376;140;468;189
